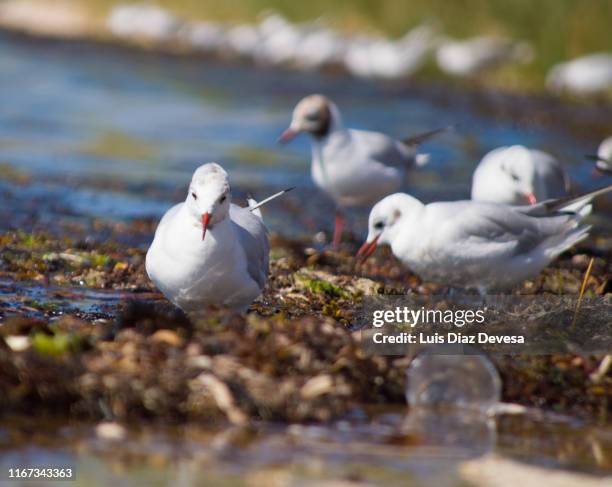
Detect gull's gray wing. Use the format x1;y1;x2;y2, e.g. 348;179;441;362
230;204;269;289
428;201;577;261
350;126;450;169
401;126;453;146
350;128;415;167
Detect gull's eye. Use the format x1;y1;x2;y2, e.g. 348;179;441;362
502;165;520;181
219;195;227;203
374;221;384;230
191;192;197;200
305;112;319;121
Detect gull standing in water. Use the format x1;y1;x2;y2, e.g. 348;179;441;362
278;94;449;248
471;145;571;205
357;186;612;293
146;163;291;312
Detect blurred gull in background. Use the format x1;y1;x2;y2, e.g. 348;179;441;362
278;94;448;247
343;34;381;78
254;12;303;65
344;25;437;79
181;21;227;52
104;4;612;102
367;38;413;79
293;26;348;70
436;36;534;76
471;145;571;205
224;23;261;58
107;3;182;41
546;53;612;96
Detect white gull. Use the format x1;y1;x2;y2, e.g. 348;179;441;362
278;94;449;247
358;186;612;293
471;145;571;205
146;163;290;312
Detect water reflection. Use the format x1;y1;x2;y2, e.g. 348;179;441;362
0;410;609;486
402;407;495;458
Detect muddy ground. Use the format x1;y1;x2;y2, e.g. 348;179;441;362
0;226;610;425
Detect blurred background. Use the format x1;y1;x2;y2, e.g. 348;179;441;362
0;0;611;241
2;0;612;90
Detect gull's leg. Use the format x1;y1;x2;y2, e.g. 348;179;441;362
332;210;345;250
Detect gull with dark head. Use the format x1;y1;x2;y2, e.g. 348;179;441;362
279;94;449;248
146;162;291;312
357;185;612;293
471;145;571;205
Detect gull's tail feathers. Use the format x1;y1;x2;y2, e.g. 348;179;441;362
248;187;296;215
246;195;262;218
543;224;591;260
555;184;612;213
524;184;612;216
401;125;454;147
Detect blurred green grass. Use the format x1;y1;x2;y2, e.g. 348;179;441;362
85;0;612;89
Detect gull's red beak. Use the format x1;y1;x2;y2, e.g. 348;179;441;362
356;235;380;264
201;212;211;241
277;127;296;143
526;192;537;205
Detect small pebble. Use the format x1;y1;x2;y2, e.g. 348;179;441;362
95;422;126;441
4;335;31;352
301;374;333;399
187;355;213;369
150;329;183;347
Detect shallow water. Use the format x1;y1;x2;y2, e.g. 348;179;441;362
0;408;610;486
1;31;609;240
0;278;159;319
1;30;611;485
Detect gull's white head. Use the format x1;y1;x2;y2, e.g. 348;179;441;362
278;94;342;142
472;145;538;205
186;163;231;240
357;193;424;263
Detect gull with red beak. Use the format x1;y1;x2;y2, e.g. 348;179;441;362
146;163;291;312
471;145;571;206
358;186;612;293
278;94;449;249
